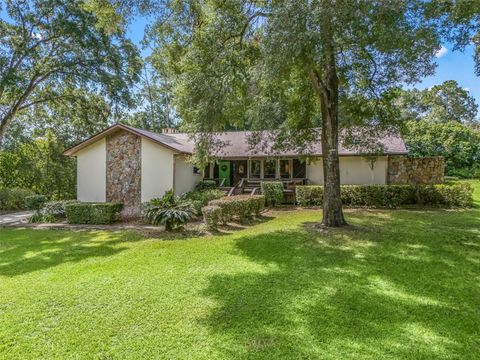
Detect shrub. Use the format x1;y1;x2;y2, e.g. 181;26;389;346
182;189;224;215
42;200;78;218
143;190;195;230
195;180;218;191
261;181;284;206
295;183;473;208
65;202;123;225
202;205;222;230
296;186;324;206
207;195;265;224
25;195;46;211
414;183;473;207
0;188;35;211
341;185;413;208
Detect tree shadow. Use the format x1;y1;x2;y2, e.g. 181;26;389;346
0;229;144;276
199;209;480;358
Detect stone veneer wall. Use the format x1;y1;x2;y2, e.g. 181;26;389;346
387;156;444;185
106;130;141;217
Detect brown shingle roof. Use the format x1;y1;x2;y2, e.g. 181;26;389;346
64;123;408;157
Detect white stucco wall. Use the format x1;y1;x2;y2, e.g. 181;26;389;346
306;156;388;185
141;138;175;202
76;138;106;202
174;155;201;196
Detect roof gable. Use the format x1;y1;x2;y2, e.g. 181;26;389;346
63;124;189;156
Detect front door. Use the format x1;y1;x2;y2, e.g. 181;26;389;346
218;160;231;186
232;160;248;186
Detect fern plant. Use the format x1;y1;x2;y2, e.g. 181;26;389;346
144;190;195;231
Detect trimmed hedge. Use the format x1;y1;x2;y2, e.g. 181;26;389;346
65;202;123;224
25;195;46;211
203;195;265;229
0;188;35;211
261;181;284;206
202;205;222;230
295;183;473;208
296;186;324;206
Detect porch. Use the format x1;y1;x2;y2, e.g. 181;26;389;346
204;158;308;200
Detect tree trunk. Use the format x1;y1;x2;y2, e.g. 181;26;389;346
309;50;347;228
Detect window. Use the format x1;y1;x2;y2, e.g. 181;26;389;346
193;166;200;174
293;159;306;178
264;159;276;178
279;160;291;178
204;164;211;178
249;160;261;178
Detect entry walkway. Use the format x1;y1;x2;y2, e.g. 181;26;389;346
0;211;33;225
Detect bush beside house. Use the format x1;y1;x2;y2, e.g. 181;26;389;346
296;183;473;208
203;195;265;230
65;202;123;225
261;181;284;206
25;195;47;211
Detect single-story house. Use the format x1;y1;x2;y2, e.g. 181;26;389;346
64;123;444;215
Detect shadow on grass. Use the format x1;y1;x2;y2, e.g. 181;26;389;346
200;209;480;359
0;229;144;276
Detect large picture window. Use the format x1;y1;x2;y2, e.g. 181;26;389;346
279;160;291;178
264;159;276;178
249;160;261;178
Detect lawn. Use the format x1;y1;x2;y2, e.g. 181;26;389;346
1;181;479;359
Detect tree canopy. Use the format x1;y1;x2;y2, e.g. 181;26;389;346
0;0;141;139
398;80;478;124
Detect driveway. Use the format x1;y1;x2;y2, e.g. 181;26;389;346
0;211;34;225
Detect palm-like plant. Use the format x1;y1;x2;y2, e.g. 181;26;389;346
144;190;195;231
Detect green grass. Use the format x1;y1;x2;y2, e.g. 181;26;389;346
1;181;479;359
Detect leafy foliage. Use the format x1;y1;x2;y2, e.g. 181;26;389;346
181;188;224;216
295;183;473;208
194;180;218;191
260;182;284;207
398;81;478;124
201;205;222;231
144;190;195;230
0;187;34;211
0;0;141;139
207;195;265;226
25;195;46;211
0;131;76;199
65;202;124;225
403;120;480;177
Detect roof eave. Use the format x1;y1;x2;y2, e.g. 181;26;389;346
63;123;189;156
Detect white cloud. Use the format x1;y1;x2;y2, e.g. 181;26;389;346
435;45;448;58
464;87;470;91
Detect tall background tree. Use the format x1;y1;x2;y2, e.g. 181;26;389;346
398;81;480;178
0;0;141;140
145;0;447;226
0;0;141;199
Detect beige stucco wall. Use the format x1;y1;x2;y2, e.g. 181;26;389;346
141;137;175;202
306;156;388;185
76;138;106;202
174;155;201;196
